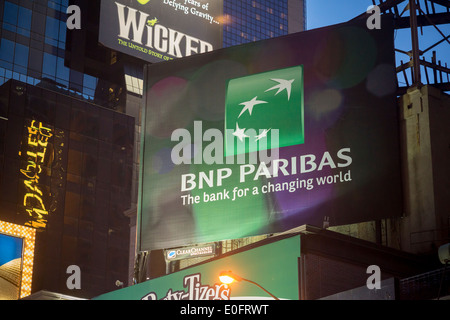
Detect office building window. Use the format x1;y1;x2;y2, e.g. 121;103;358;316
43;53;57;79
45;16;60;47
0;39;15;65
2;2;18;33
14;44;29;68
17;6;32;37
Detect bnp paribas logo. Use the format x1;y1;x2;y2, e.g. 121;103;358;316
224;65;304;157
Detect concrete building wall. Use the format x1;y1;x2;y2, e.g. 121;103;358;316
399;86;450;254
329;86;450;259
427;87;450;251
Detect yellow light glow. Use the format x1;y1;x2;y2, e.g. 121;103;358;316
219;275;235;285
0;220;36;299
216;14;232;25
19;120;53;229
219;271;242;285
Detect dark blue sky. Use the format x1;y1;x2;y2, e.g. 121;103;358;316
307;0;450;89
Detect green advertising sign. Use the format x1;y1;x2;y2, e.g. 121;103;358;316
224;66;304;156
94;235;301;300
139;16;401;251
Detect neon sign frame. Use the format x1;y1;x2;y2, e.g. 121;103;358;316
0;220;36;298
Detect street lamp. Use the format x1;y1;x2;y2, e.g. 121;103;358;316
219;271;280;300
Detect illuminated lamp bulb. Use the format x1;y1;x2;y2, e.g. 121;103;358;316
219;271;242;284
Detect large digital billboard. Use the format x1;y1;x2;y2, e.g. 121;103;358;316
99;0;223;63
138;16;402;251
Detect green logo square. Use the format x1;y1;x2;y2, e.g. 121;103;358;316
224;65;304;157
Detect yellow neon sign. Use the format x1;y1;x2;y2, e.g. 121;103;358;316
19;120;53;229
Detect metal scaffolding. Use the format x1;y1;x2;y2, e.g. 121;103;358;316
355;0;450;94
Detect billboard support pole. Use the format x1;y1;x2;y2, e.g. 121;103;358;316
133;251;149;284
409;0;421;87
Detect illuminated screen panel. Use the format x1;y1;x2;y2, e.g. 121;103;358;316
139;16;402;251
0;221;36;299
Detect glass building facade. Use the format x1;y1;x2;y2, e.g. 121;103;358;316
0;0;101;101
224;0;289;46
223;0;305;47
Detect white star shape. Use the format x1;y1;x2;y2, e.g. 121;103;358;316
232;122;249;142
255;128;271;141
265;78;295;100
238;96;268;118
